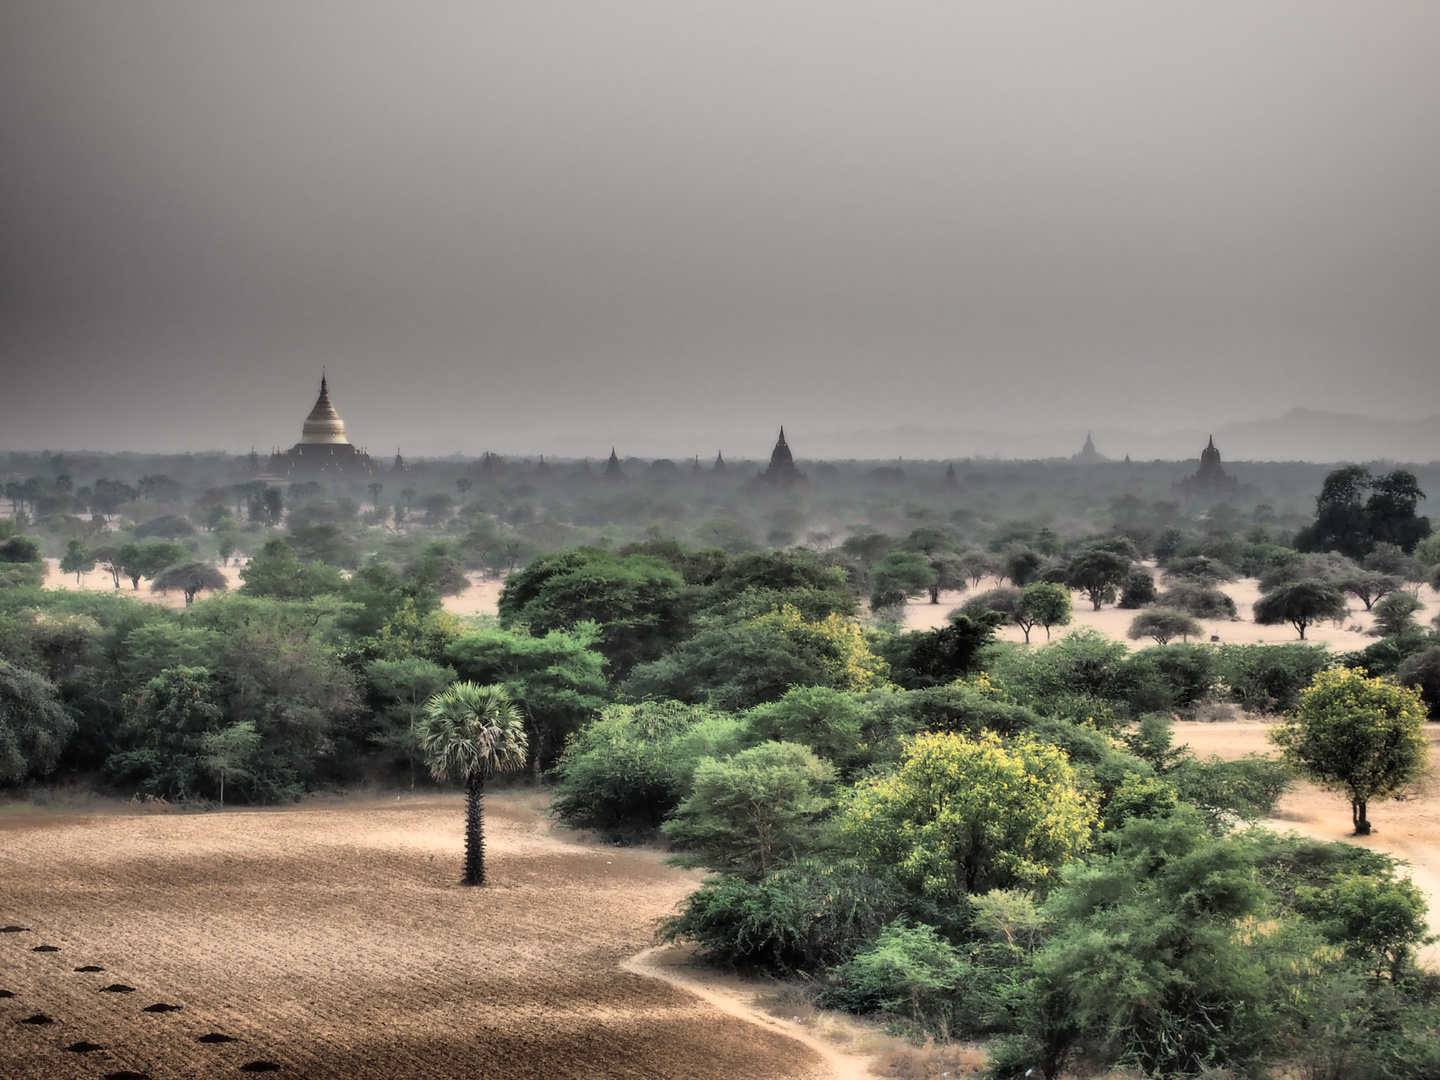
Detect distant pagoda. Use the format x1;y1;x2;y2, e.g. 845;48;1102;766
603;448;624;482
750;428;809;491
1172;436;1238;500
1072;432;1105;463
267;376;373;476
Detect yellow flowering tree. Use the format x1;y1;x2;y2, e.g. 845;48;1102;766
839;731;1097;899
1269;667;1429;835
747;604;889;692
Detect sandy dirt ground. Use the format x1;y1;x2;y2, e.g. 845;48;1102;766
441;573;505;619
0;792;841;1080
41;559;248;609
1176;718;1440;963
44;558;1436;647
44;559;507;621
903;577;1440;652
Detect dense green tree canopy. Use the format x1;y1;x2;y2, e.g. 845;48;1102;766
626;605;888;712
1065;548;1130;610
879;611;1003;690
662;741;836;877
498;548;688;680
0;658;75;783
1296;465;1431;558
869;551;938;611
445;624;607;769
240;538;347;600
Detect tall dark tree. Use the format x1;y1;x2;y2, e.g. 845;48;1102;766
1296;466;1429;557
1366;470;1430;553
1066;548;1130;610
418;683;528;886
882;611;1004;689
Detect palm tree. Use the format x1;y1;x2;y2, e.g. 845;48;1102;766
418;683;528;886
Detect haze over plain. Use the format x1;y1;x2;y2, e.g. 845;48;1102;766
2;2;1438;456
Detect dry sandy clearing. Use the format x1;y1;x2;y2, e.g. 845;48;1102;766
45;556;1438;650
43;559;504;620
41;559;247;610
0;793;836;1080
903;578;1440;652
1177;718;1440;962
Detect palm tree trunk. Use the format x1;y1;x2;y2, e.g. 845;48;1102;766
463;772;487;886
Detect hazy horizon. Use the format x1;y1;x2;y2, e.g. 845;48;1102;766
4;3;1439;454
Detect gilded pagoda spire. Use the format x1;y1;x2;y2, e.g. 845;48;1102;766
300;374;350;445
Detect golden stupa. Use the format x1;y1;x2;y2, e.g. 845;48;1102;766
264;375;374;475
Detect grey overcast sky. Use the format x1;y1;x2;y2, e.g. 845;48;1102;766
2;1;1438;455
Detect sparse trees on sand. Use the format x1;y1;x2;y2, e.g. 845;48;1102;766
1252;580;1347;640
1066;548;1130;610
1128;607;1205;646
150;561;229;605
59;538;94;583
1014;582;1072;643
1269;667;1428;835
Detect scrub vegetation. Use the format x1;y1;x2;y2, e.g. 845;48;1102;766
3;450;1440;1077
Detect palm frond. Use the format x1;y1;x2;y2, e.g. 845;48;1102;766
419;682;528;783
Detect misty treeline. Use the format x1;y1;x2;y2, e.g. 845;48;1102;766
3;451;1440;1076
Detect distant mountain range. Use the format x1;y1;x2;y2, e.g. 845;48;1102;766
465;409;1440;464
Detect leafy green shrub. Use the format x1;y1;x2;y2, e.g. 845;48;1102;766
662;742;836;877
626;605;888;711
1170;754;1293;829
1123;643;1219;712
1160;580;1238;619
550;700;743;839
0;531;46;588
105;665;227;800
1215;643;1330;713
745;686;870;774
0;658;76;783
892;681;1040;739
498;547;690;680
1116;567;1158;609
239;538;346;600
1396;644;1440;719
821;921;969;1030
1024;811;1274;1079
660;858;920;975
879;612;1003;690
1337;632;1433;679
1371;590;1427;638
990;629;1134;725
1296;872;1431;981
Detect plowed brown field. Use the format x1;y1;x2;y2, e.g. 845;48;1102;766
0;794;830;1080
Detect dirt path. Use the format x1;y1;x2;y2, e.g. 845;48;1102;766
623;946;876;1080
0;792;839;1080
